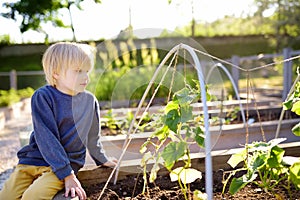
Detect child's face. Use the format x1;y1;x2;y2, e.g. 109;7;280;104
54;64;92;96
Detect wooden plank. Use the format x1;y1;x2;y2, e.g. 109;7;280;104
100;99;281;118
96;119;299;162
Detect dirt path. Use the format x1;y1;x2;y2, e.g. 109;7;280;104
0;112;32;190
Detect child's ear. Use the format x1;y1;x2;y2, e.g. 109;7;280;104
53;72;59;79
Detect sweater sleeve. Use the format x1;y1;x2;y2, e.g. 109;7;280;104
86;100;109;165
31;91;73;180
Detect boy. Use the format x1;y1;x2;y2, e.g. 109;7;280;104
0;42;117;200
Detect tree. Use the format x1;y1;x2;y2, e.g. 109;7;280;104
254;0;300;50
1;0;101;42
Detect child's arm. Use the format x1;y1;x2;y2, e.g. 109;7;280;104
86;101;118;167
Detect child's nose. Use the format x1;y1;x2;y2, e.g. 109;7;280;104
85;73;90;81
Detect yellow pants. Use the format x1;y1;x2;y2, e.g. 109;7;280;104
0;164;64;200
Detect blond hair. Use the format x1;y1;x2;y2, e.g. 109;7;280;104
42;42;95;86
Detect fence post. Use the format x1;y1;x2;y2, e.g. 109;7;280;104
283;48;292;100
231;55;240;95
10;70;17;90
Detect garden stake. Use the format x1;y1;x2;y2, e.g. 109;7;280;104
275;71;300;138
206;63;247;126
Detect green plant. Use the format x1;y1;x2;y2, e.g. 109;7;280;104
17;87;35;99
223;137;300;198
0;89;20;107
223;68;300;198
224;138;289;195
140;84;210;200
282;68;300;135
224;106;240;124
0;87;34;107
101;109;153;135
101;109;122;134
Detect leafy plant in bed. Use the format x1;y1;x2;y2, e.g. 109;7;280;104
140;84;212;200
223;68;300;199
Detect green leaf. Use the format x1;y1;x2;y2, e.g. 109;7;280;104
194;127;205;148
292;123;300;136
229;177;248;195
291;101;300;115
229;173;257;195
164;109;180;133
283;99;293;110
251;154;267;170
227;149;247;168
179;105;193;123
164;101;179;114
161;142;186;170
170;167;202;184
173;87;198;105
154;125;169;141
182;125;191;138
290;162;300;189
268;146;285;168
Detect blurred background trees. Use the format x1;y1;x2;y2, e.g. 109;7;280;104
1;0;102;43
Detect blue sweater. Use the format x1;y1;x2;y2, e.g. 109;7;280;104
17;85;109;180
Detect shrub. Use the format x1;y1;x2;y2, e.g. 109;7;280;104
0;87;34;107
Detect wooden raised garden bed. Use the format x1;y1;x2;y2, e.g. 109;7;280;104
53;97;299;200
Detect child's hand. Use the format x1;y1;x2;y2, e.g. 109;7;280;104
64;172;87;200
103;157;118;167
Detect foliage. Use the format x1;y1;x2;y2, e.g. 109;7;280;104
224;138;300;198
254;0;300;49
0;87;34;107
223;67;300;198
1;0;101;41
0;55;43;72
96;39;161;70
282;67;300;135
140;84;210;200
0;35;11;45
101;109;152;134
0;89;20;107
90;64;186;102
187;16;274;37
163;0;300;48
17;87;35;99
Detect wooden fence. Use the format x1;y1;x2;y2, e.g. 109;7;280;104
229;47;300;100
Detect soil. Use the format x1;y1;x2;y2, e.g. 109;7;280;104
84;170;300;200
